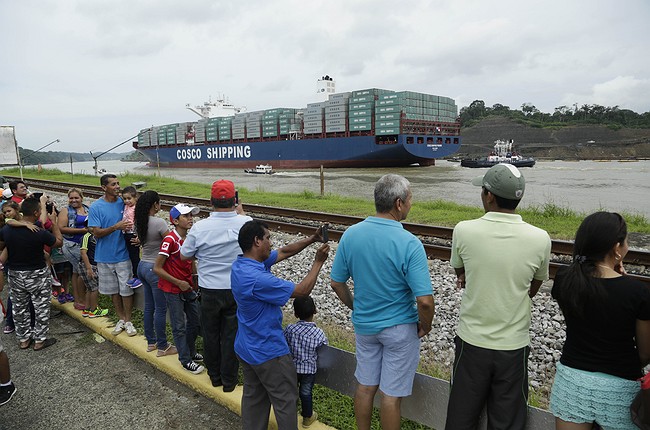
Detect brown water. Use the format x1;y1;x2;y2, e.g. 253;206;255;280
23;159;650;218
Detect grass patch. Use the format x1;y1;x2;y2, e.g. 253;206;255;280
8;167;649;238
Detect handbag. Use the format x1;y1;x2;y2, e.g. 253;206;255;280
631;373;650;429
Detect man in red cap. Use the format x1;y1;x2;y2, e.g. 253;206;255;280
180;180;251;392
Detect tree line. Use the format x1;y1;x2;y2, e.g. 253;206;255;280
459;100;650;130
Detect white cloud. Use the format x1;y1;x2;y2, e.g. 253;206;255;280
1;0;649;152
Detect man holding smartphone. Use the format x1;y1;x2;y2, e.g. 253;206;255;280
180;179;251;392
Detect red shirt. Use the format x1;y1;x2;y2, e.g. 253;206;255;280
158;229;193;294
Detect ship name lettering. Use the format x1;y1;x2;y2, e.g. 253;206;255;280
205;145;252;159
177;148;202;160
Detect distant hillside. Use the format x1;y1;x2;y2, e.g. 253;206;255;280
17;148;134;165
459;117;650;159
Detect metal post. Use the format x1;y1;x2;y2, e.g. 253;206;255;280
320;165;324;197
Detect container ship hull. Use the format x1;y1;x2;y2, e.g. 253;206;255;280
136;134;461;169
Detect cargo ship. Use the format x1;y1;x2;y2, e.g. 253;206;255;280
133;78;462;169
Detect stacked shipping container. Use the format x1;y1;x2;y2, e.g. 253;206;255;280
139;88;458;144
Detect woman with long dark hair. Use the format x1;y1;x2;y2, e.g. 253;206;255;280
550;212;650;429
134;191;175;356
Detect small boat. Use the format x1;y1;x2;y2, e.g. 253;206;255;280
244;164;275;175
461;139;536;168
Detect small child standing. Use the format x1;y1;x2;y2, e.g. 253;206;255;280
284;296;328;428
121;186;141;288
153;204;204;375
79;230;108;318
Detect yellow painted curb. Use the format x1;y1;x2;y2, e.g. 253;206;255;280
52;299;336;430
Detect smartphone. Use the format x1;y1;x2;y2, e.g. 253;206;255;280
321;224;328;242
31;192;44;200
235;190;239;206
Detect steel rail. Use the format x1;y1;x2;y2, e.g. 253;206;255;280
7;176;650;267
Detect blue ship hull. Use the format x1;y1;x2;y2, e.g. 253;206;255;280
135;134;461;169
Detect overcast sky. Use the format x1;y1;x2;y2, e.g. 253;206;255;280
1;0;649;153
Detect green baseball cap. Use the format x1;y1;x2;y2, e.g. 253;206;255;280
471;163;525;200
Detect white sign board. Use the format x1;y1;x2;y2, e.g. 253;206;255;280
0;126;19;165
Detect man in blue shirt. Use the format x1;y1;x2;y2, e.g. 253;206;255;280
88;174;136;337
231;220;329;430
180;179;252;392
330;174;434;430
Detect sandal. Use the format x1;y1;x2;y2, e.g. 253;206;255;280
19;339;33;349
33;338;57;351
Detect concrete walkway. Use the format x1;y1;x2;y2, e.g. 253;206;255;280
1;298;335;429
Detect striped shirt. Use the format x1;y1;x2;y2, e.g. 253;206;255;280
284;321;328;374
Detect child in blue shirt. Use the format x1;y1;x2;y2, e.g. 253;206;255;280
283;296;328;427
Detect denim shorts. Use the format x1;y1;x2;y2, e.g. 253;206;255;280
97;260;133;297
354;323;420;397
62;240;82;273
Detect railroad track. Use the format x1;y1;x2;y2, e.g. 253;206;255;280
8;176;650;285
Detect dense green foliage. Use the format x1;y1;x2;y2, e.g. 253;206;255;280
16;147;128;165
460;100;650;129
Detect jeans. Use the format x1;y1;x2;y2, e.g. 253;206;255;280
164;291;201;365
137;261;168;349
298;373;316;418
200;288;238;387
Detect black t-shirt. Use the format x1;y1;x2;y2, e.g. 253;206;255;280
0;225;56;270
552;275;650;380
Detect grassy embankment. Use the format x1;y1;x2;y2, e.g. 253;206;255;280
6;167;650;428
5;167;650;238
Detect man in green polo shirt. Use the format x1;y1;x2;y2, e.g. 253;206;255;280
445;163;551;430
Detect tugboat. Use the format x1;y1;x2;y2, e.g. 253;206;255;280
461;139;535;168
244;164;275;175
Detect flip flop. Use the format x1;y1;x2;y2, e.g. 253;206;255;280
19;339;33;349
33;338;57;351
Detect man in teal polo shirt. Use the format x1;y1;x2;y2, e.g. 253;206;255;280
330;174;434;430
445;163;551;429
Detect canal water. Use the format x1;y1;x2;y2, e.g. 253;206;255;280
16;159;650;219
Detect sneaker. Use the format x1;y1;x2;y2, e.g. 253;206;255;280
51;275;61;287
192;352;204;361
182;361;205;375
128;278;142;289
57;294;68;304
0;382;17;406
124;321;137;337
302;411;318;428
3;326;15;334
82;309;91;317
112;320;125;336
156;344;178;357
88;307;108;318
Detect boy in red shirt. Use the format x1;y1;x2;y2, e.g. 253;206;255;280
153;204;204;374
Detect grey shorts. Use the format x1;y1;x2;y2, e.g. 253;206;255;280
97;260;133;297
78;262;99;292
62;241;82;273
354;323;420;397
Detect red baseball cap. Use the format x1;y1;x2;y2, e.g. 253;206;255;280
211;180;235;199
